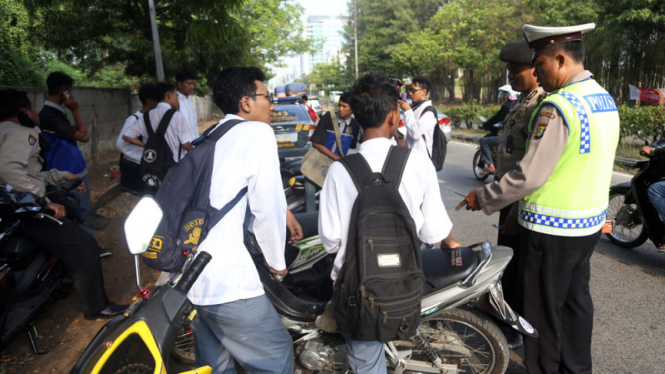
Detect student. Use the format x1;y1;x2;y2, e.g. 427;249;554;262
116;84;158;194
398;77;437;154
176;69;199;137
319;73;460;374
310;92;360;161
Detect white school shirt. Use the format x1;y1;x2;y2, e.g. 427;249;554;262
187;114;287;306
125;102;197;162
319;137;453;282
178;91;199;137
403;100;437;155
116;111;143;164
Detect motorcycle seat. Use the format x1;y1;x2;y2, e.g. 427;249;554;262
421;246;480;295
2;236;42;271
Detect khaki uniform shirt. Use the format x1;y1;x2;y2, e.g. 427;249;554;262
477;71;594;216
495;87;546;179
0;121;69;198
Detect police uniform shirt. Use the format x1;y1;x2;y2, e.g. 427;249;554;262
495;87;546;179
0;120;69;198
125;102;197;162
116;111;144;164
320;138;453;282
310;112;360;157
403;100;437;155
476;71;594;216
177;91;199;137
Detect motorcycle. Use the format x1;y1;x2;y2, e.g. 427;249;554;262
70;196;213;374
281;159;319;213
0;181;81;353
177;210;538;374
606;131;665;249
473;134;499;181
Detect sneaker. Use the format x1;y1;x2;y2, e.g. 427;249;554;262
78;212;111;231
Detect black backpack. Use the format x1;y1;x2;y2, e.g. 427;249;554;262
332;146;424;343
421;106;447;171
139;109;177;194
141;119;245;272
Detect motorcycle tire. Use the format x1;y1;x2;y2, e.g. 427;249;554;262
473;150;490;181
171;326;196;365
605;193;649;248
416;308;509;374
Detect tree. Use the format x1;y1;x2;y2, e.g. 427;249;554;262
310;57;350;92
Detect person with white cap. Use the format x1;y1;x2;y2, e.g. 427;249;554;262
456;23;620;374
477;85;517;175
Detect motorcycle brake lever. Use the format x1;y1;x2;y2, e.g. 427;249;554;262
35;213;63;225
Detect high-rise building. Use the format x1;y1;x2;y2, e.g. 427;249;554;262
304;15;346;74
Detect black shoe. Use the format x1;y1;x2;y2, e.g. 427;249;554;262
504;329;524;349
99;250;112;258
78;212;111;231
84;303;129;320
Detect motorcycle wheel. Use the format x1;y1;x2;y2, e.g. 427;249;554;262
473;150;490;181
172;326;196;365
606;193;649;248
412;308;509;374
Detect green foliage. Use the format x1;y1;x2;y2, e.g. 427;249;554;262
445;100;484;129
310;58;351;90
618;105;665;140
0;0;43;86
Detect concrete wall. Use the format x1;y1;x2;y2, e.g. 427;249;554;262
1;86;214;168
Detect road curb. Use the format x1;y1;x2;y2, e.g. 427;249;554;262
92;182;122;211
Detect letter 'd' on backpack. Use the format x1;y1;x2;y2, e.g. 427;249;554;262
332;146;424;342
141;120;246;272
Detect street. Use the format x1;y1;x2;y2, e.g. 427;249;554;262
441;141;665;373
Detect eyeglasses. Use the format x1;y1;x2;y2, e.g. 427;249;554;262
408;88;422;93
249;92;271;101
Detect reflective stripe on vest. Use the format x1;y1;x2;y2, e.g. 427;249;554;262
559;91;591;154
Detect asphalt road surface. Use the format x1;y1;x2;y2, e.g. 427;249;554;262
441;141;665;373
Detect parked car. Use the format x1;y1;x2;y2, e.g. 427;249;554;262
397;107;452;142
271;103;315;161
308;98;323;118
330;91;343;104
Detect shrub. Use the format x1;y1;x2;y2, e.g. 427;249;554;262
618;105;665;141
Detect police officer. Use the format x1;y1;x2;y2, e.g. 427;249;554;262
457;23;620;374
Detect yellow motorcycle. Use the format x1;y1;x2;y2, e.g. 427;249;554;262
70;197;211;374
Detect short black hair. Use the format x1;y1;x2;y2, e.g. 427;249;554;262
213;67;266;115
339;92;351;104
46;72;74;96
349;73;399;130
154;82;177;102
138;83;157;105
541;41;585;64
411;77;431;94
301;95;308;101
176;70;196;83
0;89;32;121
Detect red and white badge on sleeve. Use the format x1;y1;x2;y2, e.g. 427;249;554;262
28;134;36;146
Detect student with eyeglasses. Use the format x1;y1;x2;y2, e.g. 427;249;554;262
398;77;438;154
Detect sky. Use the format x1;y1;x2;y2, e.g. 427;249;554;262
296;0;348;20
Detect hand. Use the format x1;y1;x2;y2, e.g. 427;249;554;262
63;90;80;111
398;100;411;111
456;190;482;211
47;202;66;219
67;173;86;193
502;214;522;235
286;210;303;244
266;262;288;281
440;235;461;249
640;146;654;158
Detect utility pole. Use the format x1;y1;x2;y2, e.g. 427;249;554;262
148;0;165;82
354;0;359;80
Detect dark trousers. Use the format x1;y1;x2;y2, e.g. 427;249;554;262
18;217;108;315
521;229;600;374
119;156;143;195
497;205;523;315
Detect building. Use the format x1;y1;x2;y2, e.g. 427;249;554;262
304;15;346;74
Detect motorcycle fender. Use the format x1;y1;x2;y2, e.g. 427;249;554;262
477;282;538;338
610;183;634;203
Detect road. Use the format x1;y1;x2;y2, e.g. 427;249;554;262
440;141;665;373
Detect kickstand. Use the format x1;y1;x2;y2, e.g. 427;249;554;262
27;324;48;355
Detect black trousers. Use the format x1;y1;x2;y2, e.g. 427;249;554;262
18;217;108;315
497;205;523;315
119;156;143;195
521;229;600;374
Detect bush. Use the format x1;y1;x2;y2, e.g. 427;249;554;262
444;100;484;129
618;105;665;141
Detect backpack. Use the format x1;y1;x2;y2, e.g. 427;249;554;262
421;106;447;171
332;146;424;343
139;109;177;194
141;119;245;272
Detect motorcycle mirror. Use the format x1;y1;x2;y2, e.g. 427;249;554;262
124;196;163;255
637;130;648;144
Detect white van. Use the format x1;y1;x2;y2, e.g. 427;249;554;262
329;91;343;104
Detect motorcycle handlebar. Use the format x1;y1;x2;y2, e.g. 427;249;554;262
174;251;212;294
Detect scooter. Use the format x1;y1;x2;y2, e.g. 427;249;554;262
177;211;538;374
473;134;499;181
606;131;665;249
70;196;213;374
281;159;319;213
0;181;82;353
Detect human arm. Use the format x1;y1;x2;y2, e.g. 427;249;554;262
402;108;437;141
481;104;510;132
286;210;303;243
313;142;340;160
418;153;455;244
122;135;145;147
319;163;343;255
63;92;90;142
175;112;198;152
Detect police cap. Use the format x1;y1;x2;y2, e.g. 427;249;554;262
522;23;595;56
499;40;532;65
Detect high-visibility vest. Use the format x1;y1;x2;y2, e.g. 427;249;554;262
519;77;620;237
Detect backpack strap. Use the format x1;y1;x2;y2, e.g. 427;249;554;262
143;111;154;137
207;186;249;232
156;108;177;139
381;146;410;188
420;106;438;159
338;153;373;192
131;114;139;120
205;119;244;142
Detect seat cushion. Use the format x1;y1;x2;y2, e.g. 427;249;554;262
422;247;479;295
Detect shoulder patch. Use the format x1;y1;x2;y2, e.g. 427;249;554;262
539;111;556;120
526;90;538;101
28;134;36;146
534;122;548;139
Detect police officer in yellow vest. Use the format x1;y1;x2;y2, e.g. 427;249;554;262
457;23;620;374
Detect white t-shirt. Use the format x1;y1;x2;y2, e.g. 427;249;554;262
116;111;144;164
125;102;197;162
178;91;198;137
319;137;453;281
187;114;287;306
403;100;437;155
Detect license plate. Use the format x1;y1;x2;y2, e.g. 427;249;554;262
276;133;298;143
